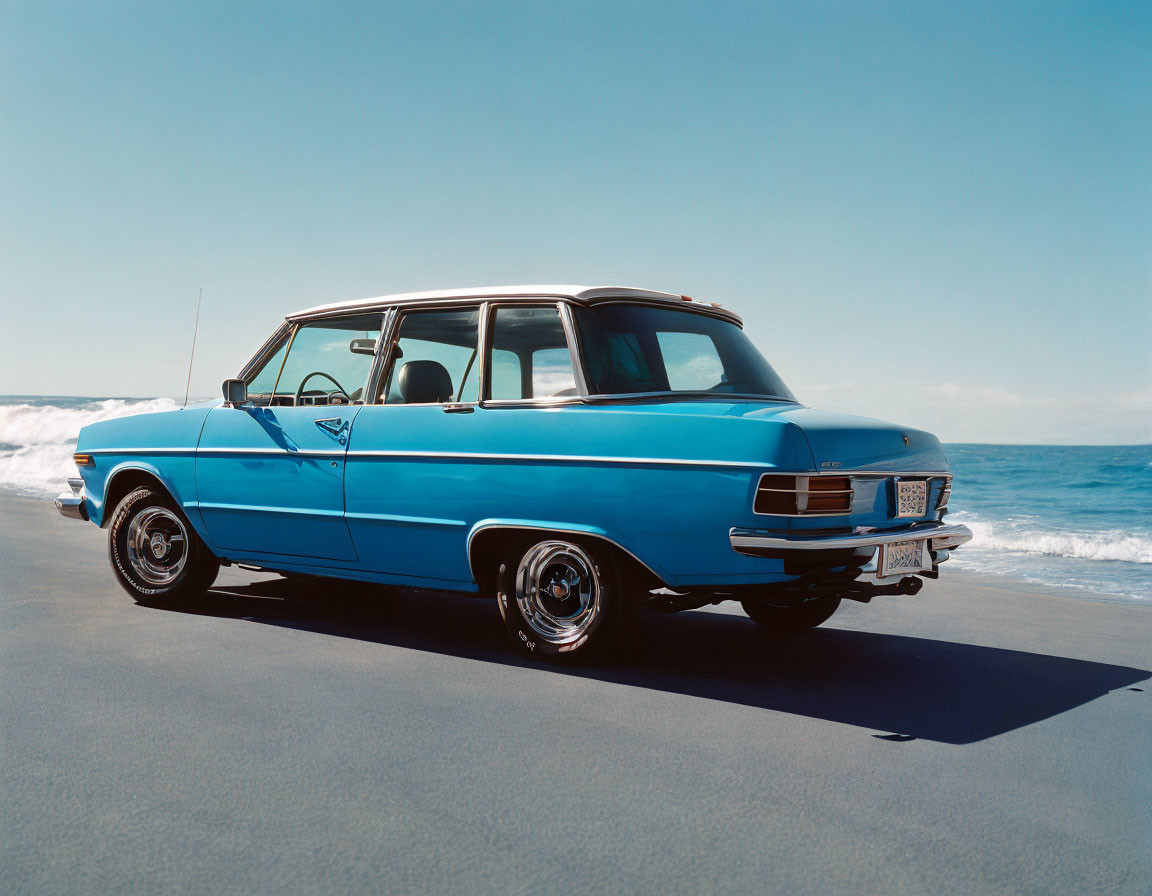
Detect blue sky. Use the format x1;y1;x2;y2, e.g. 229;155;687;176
1;1;1148;443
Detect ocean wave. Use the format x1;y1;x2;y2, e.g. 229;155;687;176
958;517;1152;565
0;398;178;496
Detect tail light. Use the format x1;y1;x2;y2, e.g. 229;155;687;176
754;474;853;516
936;479;952;510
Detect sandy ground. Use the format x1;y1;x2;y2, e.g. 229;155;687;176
1;492;1150;895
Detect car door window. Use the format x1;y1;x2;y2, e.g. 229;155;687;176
249;314;382;405
379;308;481;404
487;306;577;400
245;332;290;405
489;348;521;400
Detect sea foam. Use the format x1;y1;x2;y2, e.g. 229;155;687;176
959;517;1152;565
0;399;179;496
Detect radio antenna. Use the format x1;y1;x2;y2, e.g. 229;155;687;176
182;287;203;409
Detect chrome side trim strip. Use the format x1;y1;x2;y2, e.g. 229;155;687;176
86;447;347;458
86;448;197;455
729;522;973;554
345;511;466;527
345;450;769;469
196;502;346;518
85;446;951;476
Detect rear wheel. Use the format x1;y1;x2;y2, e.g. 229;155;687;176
496;536;628;662
109;487;220;605
740;595;841;633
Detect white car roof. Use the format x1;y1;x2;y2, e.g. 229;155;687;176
287;285;741;324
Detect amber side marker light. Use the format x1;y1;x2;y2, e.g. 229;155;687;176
73;453;94;467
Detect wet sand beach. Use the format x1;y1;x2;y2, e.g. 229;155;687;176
2;492;1150;894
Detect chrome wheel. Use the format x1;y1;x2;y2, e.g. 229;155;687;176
126;507;188;587
514;541;600;646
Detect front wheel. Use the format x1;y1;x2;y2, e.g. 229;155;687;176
740;595;842;633
109;487;220;605
496;537;628;662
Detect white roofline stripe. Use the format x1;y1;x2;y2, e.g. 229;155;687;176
285;285;742;324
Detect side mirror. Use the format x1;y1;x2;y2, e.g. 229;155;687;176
222;378;248;406
349;338;377;356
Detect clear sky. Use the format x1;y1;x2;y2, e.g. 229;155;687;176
1;1;1148;443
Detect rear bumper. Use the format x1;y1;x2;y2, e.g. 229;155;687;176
729;521;973;556
54;478;88;521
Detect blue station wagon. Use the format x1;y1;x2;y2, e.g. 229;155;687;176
56;285;972;661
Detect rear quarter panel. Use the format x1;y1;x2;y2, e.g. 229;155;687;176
344;402;816;587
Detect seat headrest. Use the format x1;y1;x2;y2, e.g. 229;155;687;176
398;360;454;404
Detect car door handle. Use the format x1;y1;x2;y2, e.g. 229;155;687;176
315;418;350;443
442;403;475;414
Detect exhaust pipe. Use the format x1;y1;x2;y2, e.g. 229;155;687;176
839;575;923;603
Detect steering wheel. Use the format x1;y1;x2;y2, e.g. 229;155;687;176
295;371;351;406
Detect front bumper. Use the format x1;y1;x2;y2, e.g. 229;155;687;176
54;478;88;521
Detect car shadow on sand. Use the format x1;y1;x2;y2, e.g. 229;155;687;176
165;576;1150;746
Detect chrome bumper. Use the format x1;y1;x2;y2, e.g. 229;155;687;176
730;521;973;557
54;478;88;521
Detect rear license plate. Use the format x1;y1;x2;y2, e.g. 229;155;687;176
879;539;930;577
895;479;928;517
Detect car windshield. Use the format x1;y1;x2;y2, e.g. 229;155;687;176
573;304;795;400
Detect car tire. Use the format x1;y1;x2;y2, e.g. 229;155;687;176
496;536;629;663
740;595;842;633
109;486;220;605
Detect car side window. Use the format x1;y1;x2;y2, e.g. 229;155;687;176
245;332;290;405
655;331;725;391
379;308;481;404
247;315;382;406
489;348;521;400
487;306;577;400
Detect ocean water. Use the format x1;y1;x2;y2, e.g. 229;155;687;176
945;444;1151;601
0;396;182;496
1;397;1148;600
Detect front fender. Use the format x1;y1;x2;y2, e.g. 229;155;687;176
75;404;213;533
87;459;211;547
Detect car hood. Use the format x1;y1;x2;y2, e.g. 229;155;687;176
76;403;217;453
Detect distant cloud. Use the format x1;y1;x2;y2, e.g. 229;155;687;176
926;382;1026;407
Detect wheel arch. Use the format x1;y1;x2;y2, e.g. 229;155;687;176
99;464;194;531
467;520;666;596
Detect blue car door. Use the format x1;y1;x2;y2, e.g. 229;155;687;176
344;303;583;585
343;306;484;582
195;313;383;562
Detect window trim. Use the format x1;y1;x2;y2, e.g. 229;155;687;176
238;322;291;383
364;306;399;403
268;324;301;400
570;301;797;403
480;300;588;408
242;313;387;407
372;303;487;406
